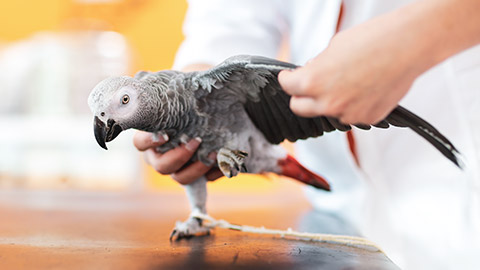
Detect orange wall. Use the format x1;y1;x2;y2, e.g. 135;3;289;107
0;0;187;71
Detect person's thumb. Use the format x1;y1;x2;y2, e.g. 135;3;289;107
278;68;306;96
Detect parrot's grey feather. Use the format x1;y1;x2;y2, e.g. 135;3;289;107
134;71;150;80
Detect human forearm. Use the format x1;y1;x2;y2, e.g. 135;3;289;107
395;0;480;76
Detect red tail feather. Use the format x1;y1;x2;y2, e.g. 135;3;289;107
278;155;330;191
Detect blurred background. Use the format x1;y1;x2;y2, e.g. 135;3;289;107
0;0;293;194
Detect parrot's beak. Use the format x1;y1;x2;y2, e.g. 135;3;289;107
93;116;123;150
94;116;108;150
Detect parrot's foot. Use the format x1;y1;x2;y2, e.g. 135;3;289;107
170;216;210;241
217;148;248;178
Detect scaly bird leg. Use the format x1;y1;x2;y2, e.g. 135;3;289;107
170;176;211;240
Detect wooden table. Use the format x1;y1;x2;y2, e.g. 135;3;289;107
0;187;399;269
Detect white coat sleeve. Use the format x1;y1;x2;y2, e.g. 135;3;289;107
173;0;288;70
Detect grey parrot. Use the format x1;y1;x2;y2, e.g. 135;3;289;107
88;55;461;240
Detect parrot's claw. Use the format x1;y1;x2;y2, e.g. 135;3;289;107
169;217;210;241
218;148;248;178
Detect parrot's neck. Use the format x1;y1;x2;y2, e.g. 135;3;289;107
151;83;195;133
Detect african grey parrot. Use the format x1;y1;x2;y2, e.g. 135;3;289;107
88;55;461;240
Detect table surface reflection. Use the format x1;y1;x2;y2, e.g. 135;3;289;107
0;189;398;269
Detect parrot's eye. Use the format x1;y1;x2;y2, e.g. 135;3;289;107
122;94;130;104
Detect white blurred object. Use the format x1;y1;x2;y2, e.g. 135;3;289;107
0;31;140;190
0;31;130;114
0;115;139;190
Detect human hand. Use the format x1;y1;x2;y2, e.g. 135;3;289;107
133;131;222;185
278;1;454;125
279;25;417;125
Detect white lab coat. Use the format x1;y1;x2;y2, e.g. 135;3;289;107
174;1;480;269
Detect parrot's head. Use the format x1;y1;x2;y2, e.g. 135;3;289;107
88;76;151;150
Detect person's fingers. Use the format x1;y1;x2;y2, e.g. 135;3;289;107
146;138;202;175
170;152;217;185
206;168;224;181
143;148;162;165
278;68;308;96
133;131;168;151
170;161;212;185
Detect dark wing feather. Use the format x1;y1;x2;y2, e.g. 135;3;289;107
193;55;361;144
385;106;462;167
192;55;462;167
244;78;328;144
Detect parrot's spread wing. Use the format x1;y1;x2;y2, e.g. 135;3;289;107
192;55;462;167
192;55;362;144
